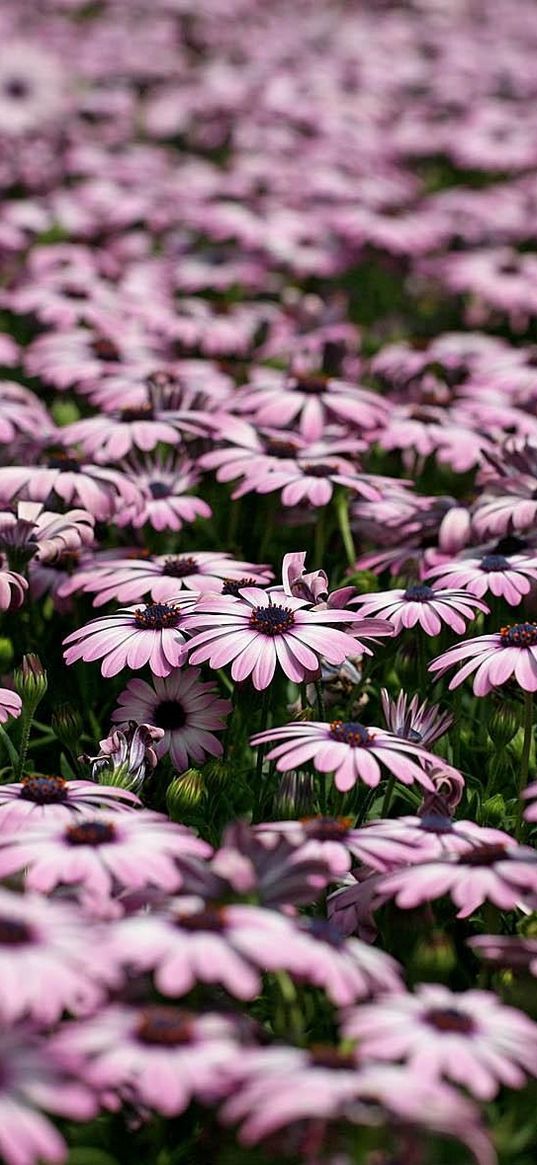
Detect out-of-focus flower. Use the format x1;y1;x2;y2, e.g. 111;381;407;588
351;584;488;636
469;934;537;977
112;670;231;772
0;775;141;829
115;454;212;532
375;840;537;917
0;502;94;568
0;566;27;611
0;687;22;724
425;550;537;605
0;42;66;136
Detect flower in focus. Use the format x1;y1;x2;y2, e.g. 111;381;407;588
83;723;164;793
344;984;537;1099
380;689;453;746
0;687;22;724
430;623;537;694
251;719;438;793
63;595;198;678
184;587;392;690
111;670;231;772
351;584;488;636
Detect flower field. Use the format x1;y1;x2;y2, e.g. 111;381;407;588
1;1;537;1163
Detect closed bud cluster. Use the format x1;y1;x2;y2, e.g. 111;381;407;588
203;759;232;791
13;654;48;710
166;769;206;818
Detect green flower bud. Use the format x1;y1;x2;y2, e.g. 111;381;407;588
344;570;379;595
273;770;316;819
203;759;232;791
0;638;14;671
51;703;83;750
166;769;206;819
487;705;519;746
13;654;47;711
50;399;81;426
411;931;456;978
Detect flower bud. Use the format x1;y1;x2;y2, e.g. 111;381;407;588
345;570;379;594
411;931;456;978
166;769;206;819
0;638;14;671
487;705;519;746
13;654;47;710
273;770;316;819
51;703;83;751
203;759;232;791
83;722;163;794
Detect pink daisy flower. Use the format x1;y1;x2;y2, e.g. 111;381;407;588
344;804;511;872
429;622;537;694
114;454;212;532
0;566;27;611
0;887;119;1023
351;584;488;636
184;587;392;690
0;455;140;523
380;689;453;745
56;1005;243;1117
0;502;94;567
425;551;537;606
0;810;210;903
209;821;337;908
0;1025;95;1165
344;984;537;1100
63;594;198;678
469;935;537;978
69;551;272;606
251;720;437;793
112;670;231;771
0;687;22;723
378;840;537;918
0;775;140;831
232;451;384;508
231;366;387;441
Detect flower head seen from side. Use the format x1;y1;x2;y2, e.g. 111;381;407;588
0;775;141;830
251;720;438;793
68;551;272;606
343;984;537;1099
380;689;453;746
183;587;392;690
429;623;537;694
82;723;164;794
63;594;198;678
351;584;488;636
425;550;537;605
111;670;231;772
0;502;94;569
0;566;28;611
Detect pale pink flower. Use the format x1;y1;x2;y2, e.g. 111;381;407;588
69;551;272;606
469;935;537;978
429;622;537;694
0;43;65;136
0;775;140;830
351;584;488;636
111;670;231;772
115;454;212;532
0;457;140;523
344;984;537;1099
231;366;387;441
63;595;198;678
0;502;94;567
0;687;22;724
425;551;537;605
184;587;392;690
251;720;437;793
378;840;537;918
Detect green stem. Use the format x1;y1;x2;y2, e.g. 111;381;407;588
314;679;326;722
517;689;533;839
0;724;19;771
252;687;271;822
334;490;356;568
381;774;396;818
314;506;328;566
16;710;34;780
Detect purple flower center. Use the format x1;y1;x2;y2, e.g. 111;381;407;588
301;815;352;841
20;775;68;804
264;438;297;458
330;720;370;747
403;584;435;602
46;452;81;474
463;843;508;866
301;462;333;477
66;820;116;847
222;576;258;596
480;554;510;572
133;603;181;630
0;918;32;946
4;78;30;100
294;374;328;395
148;481;171;499
136;1007;192;1046
119;405;155;422
309;1047;356;1070
425;1007;475;1035
162;555;198;578
249;604;295;635
499;622;537;647
176;906;226;933
154;699;187;731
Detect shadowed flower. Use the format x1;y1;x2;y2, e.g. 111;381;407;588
0;775;140;829
380;689;453;745
0;567;27;611
111;670;231;772
63;594;198;678
83;723;164;793
351;584;488;636
425;550;537;606
377;840;537;917
469;935;537;977
344;984;537;1099
429;623;537;694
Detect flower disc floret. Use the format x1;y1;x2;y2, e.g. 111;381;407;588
330;721;371;747
66;820;117;847
426;1008;475;1034
480;554;510;571
403;584;436;601
133;603;181;630
162;556;198;578
136;1008;192;1047
500;622;537;647
248;604;295;635
0;918;31;945
20;775;67;804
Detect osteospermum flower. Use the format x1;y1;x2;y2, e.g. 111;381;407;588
0;811;211;903
63;594;198;678
429;623;537;694
0;455;140;523
344;984;537;1100
0;887;119;1023
351;584;488;636
69;551;272;606
232;366;388;441
0;502;94;567
55;1005;243;1117
0;775;141;830
425;551;537;605
251;720;438;793
183;588;392;690
0;688;22;724
111;670;231;771
115;454;212;532
0;566;27;611
377;840;537;918
380;689;453;745
469;935;537;978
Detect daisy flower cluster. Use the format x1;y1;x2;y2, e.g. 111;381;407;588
0;1;537;1164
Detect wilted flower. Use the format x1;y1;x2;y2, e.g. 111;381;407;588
84;722;164;792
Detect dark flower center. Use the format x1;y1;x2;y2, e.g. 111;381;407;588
120;405;155;422
92;337;120;361
425;1007;475;1034
301;462;333;477
463;843;508;866
4;78;30;100
0;917;32;945
480;554;510;572
403;584;435;602
309;1047;356;1070
46;452;81;474
330;720;370;747
66;820;116;846
222;576;258;596
264;439;297;458
175;906;226;933
154;699;187;731
301;815;352;841
148;481;171;499
500;622;537;647
20;775;68;804
249;604;295;635
133;603;181;630
136;1007;192;1046
293;374;328;395
162;556;198;578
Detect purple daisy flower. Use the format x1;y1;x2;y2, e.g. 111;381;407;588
344;984;537;1100
0;774;140;830
111;670;231;772
183;587;392;691
63;594;198;678
429;622;537;694
377;840;537;918
351;584;488;636
425;551;537;606
69;551;272;606
380;689;453;745
251;720;437;793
